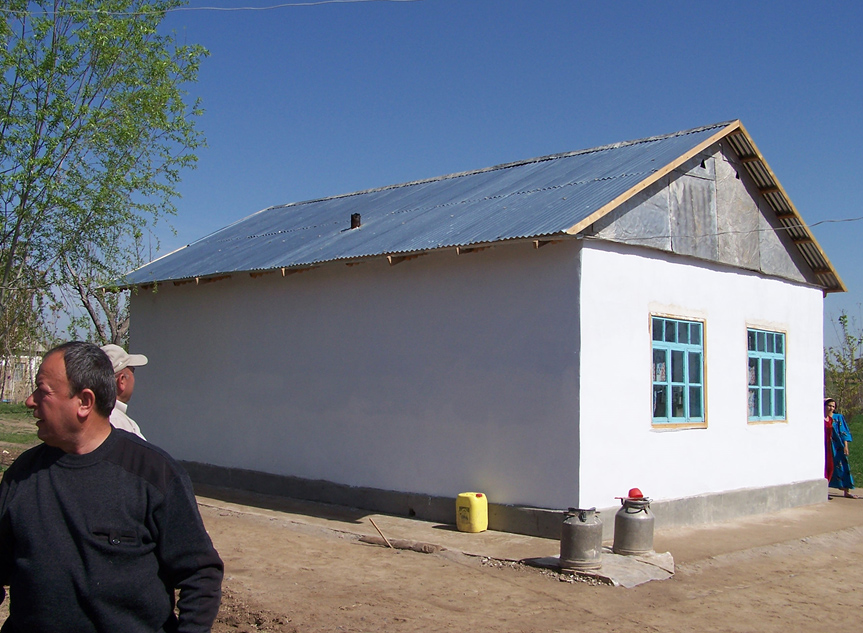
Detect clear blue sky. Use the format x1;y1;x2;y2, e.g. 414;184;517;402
155;0;862;344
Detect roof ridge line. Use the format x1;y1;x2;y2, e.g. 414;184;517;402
263;121;738;212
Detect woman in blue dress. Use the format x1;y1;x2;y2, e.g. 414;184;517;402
827;399;858;498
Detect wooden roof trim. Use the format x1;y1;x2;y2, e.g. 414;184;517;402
564;121;742;236
728;122;846;293
563;120;845;294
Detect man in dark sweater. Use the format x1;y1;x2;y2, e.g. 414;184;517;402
0;342;223;632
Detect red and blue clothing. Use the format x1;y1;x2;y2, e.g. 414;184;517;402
829;413;855;490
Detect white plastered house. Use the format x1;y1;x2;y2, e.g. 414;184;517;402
123;121;844;537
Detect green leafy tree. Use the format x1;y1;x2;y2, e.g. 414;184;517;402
825;312;863;420
0;268;47;396
0;254;51;401
60;226;137;344
0;0;207;345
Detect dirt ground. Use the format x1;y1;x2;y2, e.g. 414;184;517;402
204;499;863;633
0;416;37;472
3;421;863;632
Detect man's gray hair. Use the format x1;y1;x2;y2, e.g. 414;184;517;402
47;342;116;418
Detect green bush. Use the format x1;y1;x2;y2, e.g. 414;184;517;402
849;414;863;486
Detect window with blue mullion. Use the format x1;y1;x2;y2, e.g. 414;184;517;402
652;317;704;424
748;329;785;421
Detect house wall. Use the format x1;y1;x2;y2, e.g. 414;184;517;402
131;240;583;509
577;240;824;508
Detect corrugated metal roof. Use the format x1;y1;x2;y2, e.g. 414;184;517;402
122;121;844;293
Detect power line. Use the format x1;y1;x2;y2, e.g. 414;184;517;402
1;0;422;18
171;0;422;10
810;216;863;227
583;215;863;243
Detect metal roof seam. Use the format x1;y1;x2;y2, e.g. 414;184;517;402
213;220;343;242
311;170;656;225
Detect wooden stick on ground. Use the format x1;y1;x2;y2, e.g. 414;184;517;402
369;518;394;549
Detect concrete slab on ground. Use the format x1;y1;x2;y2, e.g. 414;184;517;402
194;483;863;587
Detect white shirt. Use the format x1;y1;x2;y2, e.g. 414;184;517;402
109;400;146;440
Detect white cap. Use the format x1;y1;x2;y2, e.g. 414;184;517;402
101;344;148;373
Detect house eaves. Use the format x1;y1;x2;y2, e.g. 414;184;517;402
120;121;844;294
722;122;845;293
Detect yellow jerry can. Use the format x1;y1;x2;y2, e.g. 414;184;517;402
456;492;488;533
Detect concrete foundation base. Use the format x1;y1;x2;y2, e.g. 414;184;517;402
596;478;827;539
181;461;827;539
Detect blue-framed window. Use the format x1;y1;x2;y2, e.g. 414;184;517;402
652;316;704;425
747;329;785;421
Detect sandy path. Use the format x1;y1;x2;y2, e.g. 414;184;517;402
205;504;863;633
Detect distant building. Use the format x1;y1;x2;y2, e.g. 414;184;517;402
123;121;843;537
1;354;40;403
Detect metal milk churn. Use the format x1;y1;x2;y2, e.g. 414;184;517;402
559;507;603;570
612;489;655;555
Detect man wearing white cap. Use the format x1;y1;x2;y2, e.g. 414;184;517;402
100;344;148;440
